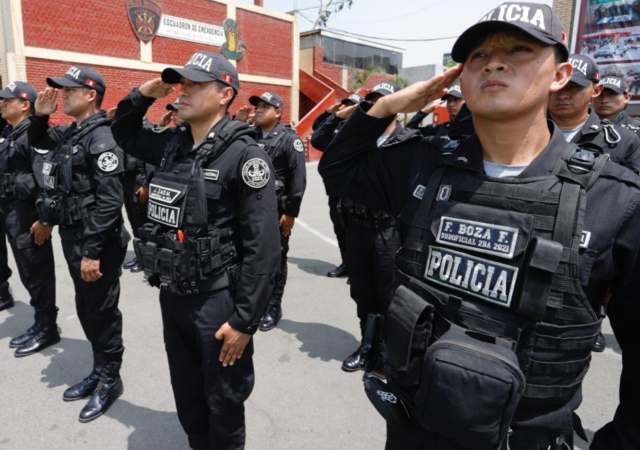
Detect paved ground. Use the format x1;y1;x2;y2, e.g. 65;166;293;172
0;163;623;450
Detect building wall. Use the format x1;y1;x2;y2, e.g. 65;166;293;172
6;0;298;123
553;0;577;46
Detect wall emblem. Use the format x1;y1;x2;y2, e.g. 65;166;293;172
127;0;162;43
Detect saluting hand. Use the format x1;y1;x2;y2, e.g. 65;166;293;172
421;99;445;115
336;104;357;120
215;322;251;367
139;78;174;99
369;65;463;118
35;88;58;116
235;105;253;122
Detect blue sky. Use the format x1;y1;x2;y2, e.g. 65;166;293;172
240;0;554;68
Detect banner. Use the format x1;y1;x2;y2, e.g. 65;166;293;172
157;14;226;47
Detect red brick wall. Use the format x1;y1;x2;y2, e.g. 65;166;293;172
152;0;228;66
22;0;139;59
236;9;293;80
313;47;342;85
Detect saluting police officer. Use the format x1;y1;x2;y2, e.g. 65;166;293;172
0;110;14;312
320;3;640;449
593;74;640;135
549;54;640;173
31;66;128;422
0;81;57;356
406;82;465;138
111;51;280;450
248;91;306;332
311;93;362;279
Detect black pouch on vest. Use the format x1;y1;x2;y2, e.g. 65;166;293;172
415;323;525;450
384;285;434;390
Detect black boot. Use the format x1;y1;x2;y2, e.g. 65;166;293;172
9;323;40;349
78;375;123;423
259;305;282;332
593;332;606;353
63;371;101;401
129;260;143;273
122;257;137;270
14;325;60;357
327;263;348;278
0;282;14;312
341;346;365;372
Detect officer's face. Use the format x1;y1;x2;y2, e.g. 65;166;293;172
0;98;29;122
253;101;281;127
548;82;602;120
176;79;234;123
446;97;465;121
460;32;571;121
61;87;95;117
593;88;630;119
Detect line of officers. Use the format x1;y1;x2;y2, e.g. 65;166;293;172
0;51;305;449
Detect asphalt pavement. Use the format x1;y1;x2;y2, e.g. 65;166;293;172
0;162;622;450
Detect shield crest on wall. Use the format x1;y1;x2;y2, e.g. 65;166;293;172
127;0;162;43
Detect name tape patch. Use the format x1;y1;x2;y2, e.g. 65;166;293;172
425;246;519;308
580;231;591;249
149;183;182;204
203;168;220;181
147;201;180;228
436;217;519;259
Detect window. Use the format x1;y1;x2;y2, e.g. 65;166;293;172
320;36;401;74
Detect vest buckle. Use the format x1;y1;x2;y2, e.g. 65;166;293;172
567;149;596;174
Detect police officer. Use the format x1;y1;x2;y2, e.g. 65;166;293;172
31;65;128;422
311;93;362;279
111;51;280;450
549;54;640;173
0;112;14;312
320;3;640;448
0;81;57;356
406;82;465;138
248;91;306;332
121;153;150;273
593;74;640;134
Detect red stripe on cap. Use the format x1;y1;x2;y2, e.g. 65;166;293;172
85;79;96;88
20;93;28;99
223;73;232;84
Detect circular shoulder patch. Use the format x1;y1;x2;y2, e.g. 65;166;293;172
242;158;270;189
293;138;305;153
97;151;120;173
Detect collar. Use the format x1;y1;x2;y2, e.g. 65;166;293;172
6;117;30;139
182;114;232;156
75;110;107;130
572;109;602;141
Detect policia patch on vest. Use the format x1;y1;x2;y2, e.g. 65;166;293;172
436;217;519;259
242;158;270;189
97;152;119;173
147;183;182;228
425;246;519;308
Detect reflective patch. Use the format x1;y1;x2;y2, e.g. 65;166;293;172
203;168;220;181
33;147;49;155
425;246;518;308
97;152;119;173
147;201;180;228
580;231;591;249
413;184;426;200
436;184;451;201
72;145;80;154
42;162;56;189
436;217;519;259
149;183;182;204
242;158;270;189
376;390;398;404
293;139;305;153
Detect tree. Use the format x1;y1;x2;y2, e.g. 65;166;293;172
312;0;355;29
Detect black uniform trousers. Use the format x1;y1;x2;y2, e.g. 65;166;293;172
160;287;255;450
269;207;290;308
60;229;126;373
0;217;11;285
123;171;148;239
344;216;400;337
328;196;347;264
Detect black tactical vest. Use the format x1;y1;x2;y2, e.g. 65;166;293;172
0;120;30;201
133;123;245;295
384;146;605;449
35;116;110;226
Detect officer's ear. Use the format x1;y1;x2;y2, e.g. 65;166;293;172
83;88;98;106
550;62;573;94
218;85;235;109
275;107;282;120
592;83;604;99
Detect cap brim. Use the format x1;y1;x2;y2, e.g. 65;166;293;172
46;76;84;89
442;91;463;100
452;21;567;63
365;90;390;101
602;85;624;94
0;88;16;99
569;75;592;88
161;67;213;84
341;99;356;105
249;95;279;108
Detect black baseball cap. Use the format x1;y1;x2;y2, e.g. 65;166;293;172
569;54;600;87
452;2;569;63
365;82;396;101
600;75;626;94
442;82;463;100
0;81;37;103
47;65;106;94
162;51;240;93
341;93;363;105
249;91;284;109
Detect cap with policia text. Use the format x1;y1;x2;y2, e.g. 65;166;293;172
452;2;569;63
162;51;240;93
442;82;463;100
600;75;627;94
569;54;600;87
249;91;284;109
0;81;37;103
365;82;396;101
47;66;106;94
341;93;363;105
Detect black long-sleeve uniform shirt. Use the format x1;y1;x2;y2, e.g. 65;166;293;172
111;88;281;334
319;103;640;446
